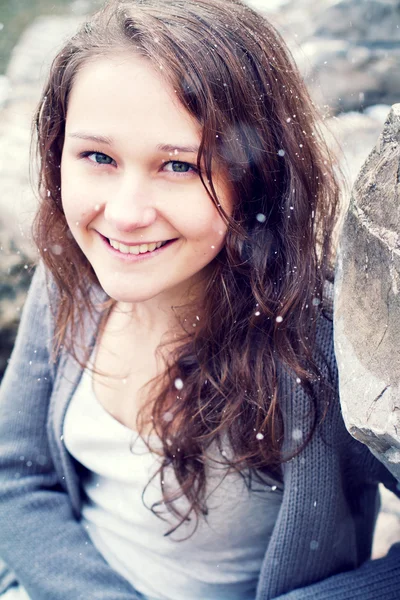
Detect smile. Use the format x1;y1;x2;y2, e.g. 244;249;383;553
108;239;169;255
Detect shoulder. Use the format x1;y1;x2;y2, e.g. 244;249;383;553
20;261;55;337
276;279;336;396
317;278;334;342
26;262;105;368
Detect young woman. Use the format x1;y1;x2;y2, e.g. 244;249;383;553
0;0;399;599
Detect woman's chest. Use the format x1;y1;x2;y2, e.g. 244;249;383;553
92;315;163;432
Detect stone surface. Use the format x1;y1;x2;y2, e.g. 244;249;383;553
0;16;82;376
0;75;10;109
271;0;400;114
325;105;391;196
334;104;400;481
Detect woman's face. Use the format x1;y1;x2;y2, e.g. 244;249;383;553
61;53;231;306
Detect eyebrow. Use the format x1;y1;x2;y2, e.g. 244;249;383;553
68;132;114;145
68;133;199;155
156;143;199;155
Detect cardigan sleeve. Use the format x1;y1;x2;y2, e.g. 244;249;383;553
273;543;400;600
268;299;400;600
272;319;400;600
0;264;142;600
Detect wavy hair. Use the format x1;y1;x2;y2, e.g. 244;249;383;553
32;0;340;535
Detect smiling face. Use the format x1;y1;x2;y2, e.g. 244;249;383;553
61;53;231;307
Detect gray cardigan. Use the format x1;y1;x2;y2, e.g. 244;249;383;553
0;263;400;600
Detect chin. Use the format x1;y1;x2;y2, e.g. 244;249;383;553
102;287;154;304
96;279;161;304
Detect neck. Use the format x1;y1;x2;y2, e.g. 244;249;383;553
114;278;205;345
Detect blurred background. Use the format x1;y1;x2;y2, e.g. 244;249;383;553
0;1;99;75
0;0;399;560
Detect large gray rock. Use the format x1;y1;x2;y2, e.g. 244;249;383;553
334;103;400;480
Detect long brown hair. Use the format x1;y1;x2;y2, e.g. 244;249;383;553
32;0;339;534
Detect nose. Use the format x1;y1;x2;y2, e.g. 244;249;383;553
103;175;157;232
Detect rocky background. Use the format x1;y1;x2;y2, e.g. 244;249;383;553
0;0;399;558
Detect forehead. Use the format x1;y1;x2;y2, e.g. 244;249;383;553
65;53;201;147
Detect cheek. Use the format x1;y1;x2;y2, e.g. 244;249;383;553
60;161;81;219
176;194;228;239
211;217;228;241
61;191;87;230
61;168;99;225
189;213;228;259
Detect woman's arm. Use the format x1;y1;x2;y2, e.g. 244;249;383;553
0;264;142;600
274;542;400;600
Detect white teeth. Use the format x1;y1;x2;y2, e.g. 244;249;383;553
108;239;167;254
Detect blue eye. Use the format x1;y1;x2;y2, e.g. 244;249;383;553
82;151;115;165
163;161;196;173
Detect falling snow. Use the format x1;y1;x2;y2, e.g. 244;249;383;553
50;244;63;255
174;378;184;390
292;428;303;441
256;213;266;223
256;432;264;440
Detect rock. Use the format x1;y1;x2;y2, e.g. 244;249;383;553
0;16;82;380
314;0;400;43
331;103;400;556
334;104;400;481
0;240;33;379
0;75;10;109
271;0;400;114
325;105;391;193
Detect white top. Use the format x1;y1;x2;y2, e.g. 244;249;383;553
64;367;283;600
